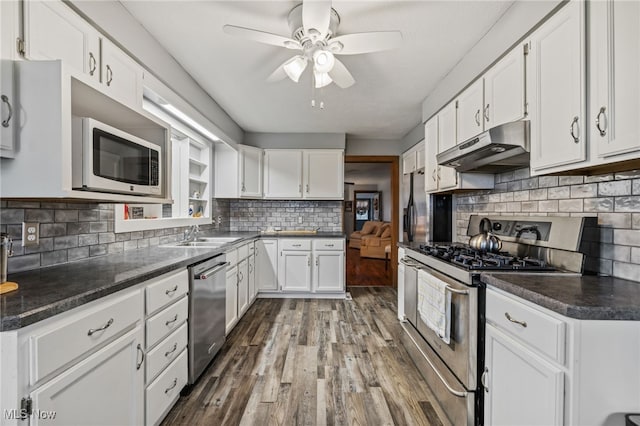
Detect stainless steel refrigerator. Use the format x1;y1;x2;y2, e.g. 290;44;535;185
402;171;427;243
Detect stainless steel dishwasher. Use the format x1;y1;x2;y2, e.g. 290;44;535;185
188;253;228;384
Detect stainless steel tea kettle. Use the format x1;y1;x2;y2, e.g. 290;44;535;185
1;233;13;284
468;218;502;253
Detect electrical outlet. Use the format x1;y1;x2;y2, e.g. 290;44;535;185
298;216;303;224
22;222;39;247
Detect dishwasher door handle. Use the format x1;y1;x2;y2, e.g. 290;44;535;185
195;262;229;280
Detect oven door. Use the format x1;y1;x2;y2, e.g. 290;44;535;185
415;265;478;391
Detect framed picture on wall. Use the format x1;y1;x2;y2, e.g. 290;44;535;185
355;200;370;220
344;201;353;212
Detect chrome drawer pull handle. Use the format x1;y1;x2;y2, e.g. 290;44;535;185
326;244;334;247
570;116;580;144
165;343;178;357
1;95;13;128
88;318;114;336
475;109;481;126
89;52;97;76
293;244;301;247
165;285;178;296
164;378;178;394
481;367;489;393
106;65;113;86
136;344;145;370
165;314;178;326
505;312;527;328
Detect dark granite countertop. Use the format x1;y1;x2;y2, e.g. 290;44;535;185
0;231;346;331
481;273;640;320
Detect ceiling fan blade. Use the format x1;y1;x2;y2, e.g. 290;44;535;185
303;0;331;38
329;31;403;55
223;25;301;50
328;58;355;88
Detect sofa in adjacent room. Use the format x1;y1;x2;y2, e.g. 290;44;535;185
360;223;392;259
348;221;385;250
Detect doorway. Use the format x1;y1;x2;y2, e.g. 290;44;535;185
344;156;400;288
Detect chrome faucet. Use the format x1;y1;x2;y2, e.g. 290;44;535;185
184;224;201;242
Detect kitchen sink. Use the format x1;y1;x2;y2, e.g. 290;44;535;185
161;236;241;248
195;237;241;243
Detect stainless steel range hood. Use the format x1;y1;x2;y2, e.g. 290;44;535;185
437;121;530;173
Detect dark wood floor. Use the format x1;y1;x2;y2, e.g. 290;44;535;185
346;246;392;287
163;288;444;425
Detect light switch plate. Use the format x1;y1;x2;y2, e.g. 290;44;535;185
22;222;39;247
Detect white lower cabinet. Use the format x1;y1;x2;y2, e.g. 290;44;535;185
143;269;188;426
312;239;345;292
484;323;564;426
248;249;257;302
279;239;312;292
485;286;640;426
29;325;144;426
256;239;278;292
225;266;238;334
237;259;249;317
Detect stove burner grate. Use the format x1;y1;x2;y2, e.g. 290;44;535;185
418;244;555;271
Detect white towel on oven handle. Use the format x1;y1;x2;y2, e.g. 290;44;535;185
417;269;451;344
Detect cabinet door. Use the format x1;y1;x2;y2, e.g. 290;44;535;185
304;150;343;199
279;251;312;292
101;38;143;109
314;250;344;292
484;45;526;128
239;145;263;198
402;150;417;175
0;0;18;158
248;252;257;302
528;1;586;172
263;150;303;198
437;103;459;190
424;117;439;193
237;259;249;317
456;79;484;143
484;324;564;426
256;239;278;291
590;0;640;159
29;326;144;426
415;143;425;171
24;0;100;82
225;267;238;334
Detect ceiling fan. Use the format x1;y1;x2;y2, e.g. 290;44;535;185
222;0;402;89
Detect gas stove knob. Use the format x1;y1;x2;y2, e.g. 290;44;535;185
493;222;502;231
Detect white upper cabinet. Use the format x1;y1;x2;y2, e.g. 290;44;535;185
304;150;343;199
589;0;640;160
403;141;425;175
424;116;440;193
263;149;303;199
239;145;263;198
484;45;527;128
528;0;586;174
100;38;143;109
23;0;143;109
437;102;460;190
24;0;100;82
456;79;485;144
1;0;19;158
264;149;343;200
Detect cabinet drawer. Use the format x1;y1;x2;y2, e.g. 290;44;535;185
146;323;188;384
280;239;311;250
145;348;188;426
486;289;566;364
237;243;249;260
146;296;188;349
30;289;142;384
313;239;344;250
226;248;238;266
145;269;189;316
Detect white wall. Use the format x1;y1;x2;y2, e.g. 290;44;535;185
346;138;403;156
69;1;244;145
421;0;563;122
400;123;425;153
243;132;345;149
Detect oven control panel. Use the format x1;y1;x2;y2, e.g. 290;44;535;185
489;220;552;242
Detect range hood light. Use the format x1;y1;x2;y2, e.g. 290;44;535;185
491;146;507;153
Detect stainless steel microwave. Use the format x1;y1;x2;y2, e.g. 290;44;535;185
72;117;162;196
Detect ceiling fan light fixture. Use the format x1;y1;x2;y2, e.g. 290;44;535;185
313;49;335;74
314;71;332;88
328;41;344;53
283;55;308;82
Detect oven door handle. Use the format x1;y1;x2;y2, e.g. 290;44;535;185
445;286;470;295
401;323;468;398
400;258;422;268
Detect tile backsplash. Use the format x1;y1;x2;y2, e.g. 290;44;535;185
1;199;343;274
454;168;640;281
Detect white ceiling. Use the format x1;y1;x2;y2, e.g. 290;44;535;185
122;1;514;140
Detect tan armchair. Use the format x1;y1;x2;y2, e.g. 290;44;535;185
360;224;392;259
348;221;384;249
